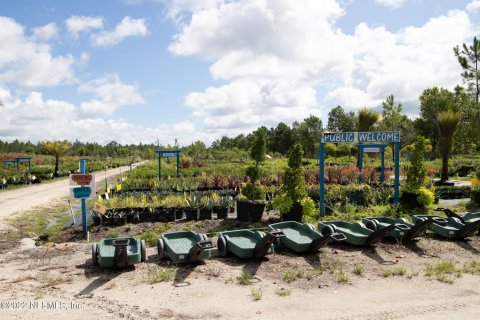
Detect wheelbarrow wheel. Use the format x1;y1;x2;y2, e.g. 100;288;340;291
321;225;336;236
364;220;378;231
157;239;165;260
217;236;227;257
91;243;98;266
140;240;146;262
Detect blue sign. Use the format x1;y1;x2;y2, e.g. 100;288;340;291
72;186;92;199
322;132;400;143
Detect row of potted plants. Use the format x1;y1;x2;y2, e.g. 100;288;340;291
93;193;234;226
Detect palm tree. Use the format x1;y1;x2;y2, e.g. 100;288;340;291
357;107;380;132
435;110;460;181
357;107;380;167
41;140;72;176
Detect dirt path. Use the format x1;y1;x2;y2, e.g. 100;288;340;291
0;162;145;221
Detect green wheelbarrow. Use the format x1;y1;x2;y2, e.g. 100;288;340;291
92;237;146;268
318;221;395;246
434;208;480;225
217;229;285;259
268;221;346;253
157;231;213;263
361;216;433;242
413;212;480;240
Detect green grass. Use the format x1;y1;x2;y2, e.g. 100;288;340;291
282;268;316;283
275;288;291;297
33;287;44;300
425;261;462;284
380;269;392;277
353;264;364;276
147;268;175;283
336;270;349;283
393;266;406;277
250;287;262;301
238;270;252;285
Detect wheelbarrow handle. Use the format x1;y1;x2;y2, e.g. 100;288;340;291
394;224;410;230
268;229;286;238
430;216;448;226
196;240;214;250
330;232;346;241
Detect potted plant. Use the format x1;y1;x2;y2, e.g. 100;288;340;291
184;192;199;221
214;196;230;219
237;128;267;222
471;168;480;206
162;196;177;222
400;136;434;210
271;143;316;222
199;195;213;220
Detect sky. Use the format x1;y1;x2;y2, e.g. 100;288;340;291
0;0;479;146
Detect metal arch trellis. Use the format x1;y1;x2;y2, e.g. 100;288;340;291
156;150;181;180
319;132;401;217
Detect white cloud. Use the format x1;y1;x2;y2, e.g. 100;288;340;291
65;16;104;38
0;86;196;145
167;0;476;135
374;0;407;9
0;17;75;88
31;23;58;41
466;0;480;12
91;16;148;47
79;74;145;116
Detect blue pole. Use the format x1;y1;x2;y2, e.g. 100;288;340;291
79;159;88;238
380;148;385;183
158;153;162;181
319;139;325;217
394;142;400;205
358;147;363;183
176;152;180;177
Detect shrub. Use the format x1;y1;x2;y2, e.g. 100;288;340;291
416;187;434;207
405;136;428;192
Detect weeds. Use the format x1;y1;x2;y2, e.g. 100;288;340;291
33;287;44;300
275;288;291;297
250;287;262;301
147;267;175;283
238;270;252;285
353;264;364;276
336;270;349;283
425;261;462;284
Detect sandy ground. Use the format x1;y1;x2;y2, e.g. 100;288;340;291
0;162;145;222
0;237;479;320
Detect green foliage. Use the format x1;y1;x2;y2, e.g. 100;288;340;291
245;165;262;182
250;128;266;165
416;187;435;207
405;136;428;192
327;106;356;132
241;183;264;201
436;110;460;180
271;194;293;215
357;107;380;132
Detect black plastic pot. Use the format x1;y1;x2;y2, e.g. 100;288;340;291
236;200;265;222
199;207;212;220
281;202;303;222
175;208;184;220
165;208;176;222
114;216;127;226
185;208;198;221
214;206;228;219
472;190;480;206
139;208;150;222
92;214;102;226
236;200;250;222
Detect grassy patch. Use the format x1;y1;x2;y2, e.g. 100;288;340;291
353;264;364;276
425;261;462;284
462;260;480;275
336;270;349;283
146;267;175;283
250;287;262;301
238;270;252;285
275;288;291;297
282;268;316;283
393;266;406;277
33;287;44;300
380;269;392;277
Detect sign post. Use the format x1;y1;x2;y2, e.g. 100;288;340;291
319;132;400;216
69;160;95;238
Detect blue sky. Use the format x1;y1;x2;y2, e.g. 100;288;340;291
0;0;479;146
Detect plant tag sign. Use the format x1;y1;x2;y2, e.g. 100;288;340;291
70;174;93;186
93;203;106;215
70;186;94;199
